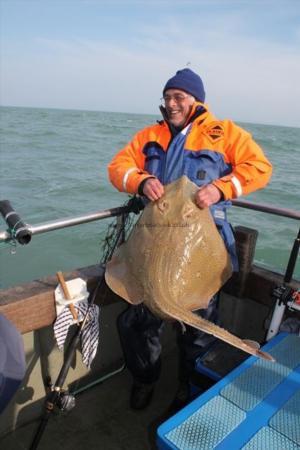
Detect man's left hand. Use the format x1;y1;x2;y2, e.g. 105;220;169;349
195;184;222;208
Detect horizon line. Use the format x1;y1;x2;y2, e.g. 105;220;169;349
1;103;299;130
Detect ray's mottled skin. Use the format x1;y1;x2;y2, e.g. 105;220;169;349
105;176;274;362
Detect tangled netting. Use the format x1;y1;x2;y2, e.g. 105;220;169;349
100;196;144;265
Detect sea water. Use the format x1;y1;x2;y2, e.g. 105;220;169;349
0;106;299;289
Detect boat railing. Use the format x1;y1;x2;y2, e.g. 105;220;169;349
231;199;300;220
0;199;299;245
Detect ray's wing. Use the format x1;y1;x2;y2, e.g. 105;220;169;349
106;176;232;310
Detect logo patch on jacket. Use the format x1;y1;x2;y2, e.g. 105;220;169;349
205;124;224;143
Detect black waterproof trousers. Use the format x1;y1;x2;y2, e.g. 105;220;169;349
117;295;219;385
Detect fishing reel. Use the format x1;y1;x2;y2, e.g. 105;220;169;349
45;378;76;413
56;390;76;412
272;285;300;310
45;389;76;413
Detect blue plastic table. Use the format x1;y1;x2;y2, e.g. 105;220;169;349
157;332;300;449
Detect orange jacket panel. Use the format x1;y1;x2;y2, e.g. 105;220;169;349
108;106;272;199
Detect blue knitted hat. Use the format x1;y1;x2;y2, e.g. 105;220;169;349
163;68;205;102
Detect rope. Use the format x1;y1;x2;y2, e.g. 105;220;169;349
9;219;24;238
0;230;17;254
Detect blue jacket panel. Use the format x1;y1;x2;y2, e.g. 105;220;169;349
143;131;239;271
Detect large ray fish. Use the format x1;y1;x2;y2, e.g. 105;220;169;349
105;176;274;361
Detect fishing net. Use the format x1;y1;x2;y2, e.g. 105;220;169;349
100;196;144;265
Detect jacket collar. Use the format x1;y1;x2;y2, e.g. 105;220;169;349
160;102;209;136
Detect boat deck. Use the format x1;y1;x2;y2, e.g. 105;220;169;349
157;332;300;450
0;347;182;450
4;333;300;450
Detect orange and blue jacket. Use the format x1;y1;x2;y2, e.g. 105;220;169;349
108;103;272;269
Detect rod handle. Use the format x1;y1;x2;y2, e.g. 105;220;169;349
284;227;300;284
56;271;72;299
56;272;78;322
69;303;78;322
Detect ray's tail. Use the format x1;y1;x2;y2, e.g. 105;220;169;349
159;302;275;362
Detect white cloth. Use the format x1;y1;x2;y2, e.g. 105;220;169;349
53;301;100;368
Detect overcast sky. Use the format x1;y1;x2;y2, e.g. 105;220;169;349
1;0;300;127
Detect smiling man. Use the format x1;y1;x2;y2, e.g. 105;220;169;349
107;68;272;411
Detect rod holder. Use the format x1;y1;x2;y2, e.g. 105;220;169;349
0;200;32;245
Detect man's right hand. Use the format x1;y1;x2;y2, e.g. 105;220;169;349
143;178;164;201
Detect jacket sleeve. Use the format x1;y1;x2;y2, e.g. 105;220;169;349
107;129;152;194
213;121;273;200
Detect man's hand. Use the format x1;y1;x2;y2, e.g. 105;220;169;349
195;184;222;208
143;178;164;201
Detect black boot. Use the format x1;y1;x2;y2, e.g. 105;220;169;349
130;382;155;410
168;381;191;414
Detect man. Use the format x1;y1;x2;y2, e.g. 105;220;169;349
108;68;272;410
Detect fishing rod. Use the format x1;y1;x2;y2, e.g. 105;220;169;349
29;196;143;450
266;226;300;341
